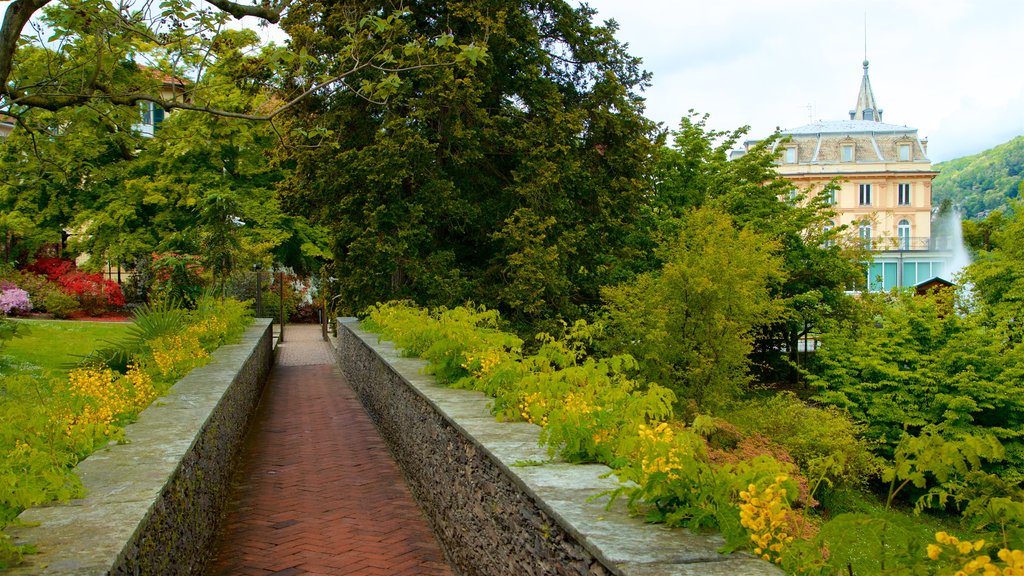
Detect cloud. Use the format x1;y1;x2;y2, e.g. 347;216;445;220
584;0;1024;160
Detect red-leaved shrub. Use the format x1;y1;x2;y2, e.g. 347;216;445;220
25;257;76;282
57;271;125;315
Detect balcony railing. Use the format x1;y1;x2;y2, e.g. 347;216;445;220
860;236;959;252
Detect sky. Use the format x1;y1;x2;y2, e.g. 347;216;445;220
579;0;1024;162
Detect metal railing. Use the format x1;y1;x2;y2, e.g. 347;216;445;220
859;236;959;252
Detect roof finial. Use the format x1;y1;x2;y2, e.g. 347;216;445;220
850;11;882;121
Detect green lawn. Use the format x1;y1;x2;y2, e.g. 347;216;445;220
0;319;133;376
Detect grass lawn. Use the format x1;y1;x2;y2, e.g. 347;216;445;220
0;319;133;376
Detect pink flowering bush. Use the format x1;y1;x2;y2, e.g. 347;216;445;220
0;284;32;316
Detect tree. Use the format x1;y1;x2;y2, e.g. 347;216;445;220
651;112;865;384
810;289;1024;474
600;207;785;411
965;201;1024;344
64;36;330;283
280;0;659;330
0;30;329;299
1;0;484;125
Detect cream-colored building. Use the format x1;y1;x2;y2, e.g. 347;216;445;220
742;60;952;291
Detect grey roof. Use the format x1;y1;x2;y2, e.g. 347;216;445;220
782;119;919;136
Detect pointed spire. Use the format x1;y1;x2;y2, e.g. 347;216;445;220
850;59;882;122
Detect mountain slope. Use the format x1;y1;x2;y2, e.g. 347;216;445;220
933;135;1024;218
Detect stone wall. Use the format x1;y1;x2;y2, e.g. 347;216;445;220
5;318;274;575
334;318;780;576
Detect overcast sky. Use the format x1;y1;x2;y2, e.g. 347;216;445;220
581;0;1024;162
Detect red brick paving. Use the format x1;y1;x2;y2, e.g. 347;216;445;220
206;325;454;576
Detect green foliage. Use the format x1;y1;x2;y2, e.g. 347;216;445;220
651;114;864;386
810;290;1024;479
85;301;188;372
600;207;785;409
883;425;1005;512
965;202;1024;346
364;301;807;557
283;1;659;329
149;253;206;308
933;136;1024;219
806;511;932;575
720;392;881;490
0;299;252;565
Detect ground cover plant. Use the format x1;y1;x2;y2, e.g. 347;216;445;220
362;300;1024;575
0;297;251;567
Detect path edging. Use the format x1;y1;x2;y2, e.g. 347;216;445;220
334;318;780;576
5;318;274;575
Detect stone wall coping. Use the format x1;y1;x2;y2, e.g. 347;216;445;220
338;318;780;576
5;318;274;575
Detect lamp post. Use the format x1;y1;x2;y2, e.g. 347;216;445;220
278;270;285;343
253;263;263;317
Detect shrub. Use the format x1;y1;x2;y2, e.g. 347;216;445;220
0;286;31;316
24;257;74;282
2;272;79;317
719;393;881;490
39;290;79;319
57;271;125;315
150;253;204;307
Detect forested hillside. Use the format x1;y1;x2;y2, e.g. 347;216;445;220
933;135;1024;218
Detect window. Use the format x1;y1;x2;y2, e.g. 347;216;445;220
859;183;872;206
784;147;797;163
898;219;911;250
827;188;837;206
138;102;166;137
841;144;854;162
898;183;912;206
863;109;874;121
868;261;898;291
823;220;836;247
898;143;911;161
859;223;872;249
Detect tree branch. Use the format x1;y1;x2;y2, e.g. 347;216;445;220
0;0;52;89
202;0;292;24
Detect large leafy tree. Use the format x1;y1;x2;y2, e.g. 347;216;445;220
0;0;481;125
651;113;865;384
280;0;659;329
1;29;329;289
64;31;330;282
600;206;785;411
810;289;1024;477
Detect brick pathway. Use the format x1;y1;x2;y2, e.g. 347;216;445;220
205;324;454;576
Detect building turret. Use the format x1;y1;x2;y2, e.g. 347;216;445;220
850;59;883;122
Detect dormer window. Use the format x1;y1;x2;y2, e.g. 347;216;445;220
841;144;855;162
784;146;797;164
863;109;874;121
898;143;912;161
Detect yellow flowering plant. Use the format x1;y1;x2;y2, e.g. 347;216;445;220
739;474;796;565
925;531;1024;576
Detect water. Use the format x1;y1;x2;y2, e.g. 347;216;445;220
939;207;973;282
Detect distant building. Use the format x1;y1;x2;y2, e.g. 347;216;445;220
134;69;188;137
0;114;14;138
741;60;954;291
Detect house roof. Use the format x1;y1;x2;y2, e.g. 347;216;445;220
782;119;918;136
